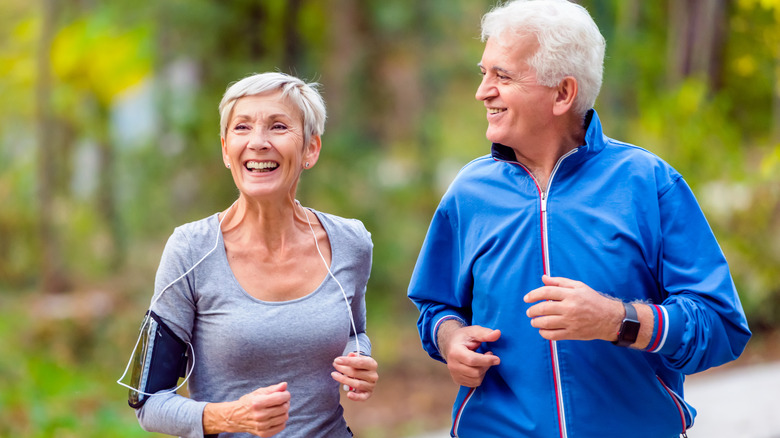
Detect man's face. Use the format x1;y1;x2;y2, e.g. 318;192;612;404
475;34;557;151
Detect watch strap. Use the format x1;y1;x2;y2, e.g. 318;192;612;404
612;302;640;347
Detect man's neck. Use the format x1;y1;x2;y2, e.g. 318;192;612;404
511;126;585;190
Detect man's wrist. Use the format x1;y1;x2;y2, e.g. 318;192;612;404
436;318;465;361
613;302;640;347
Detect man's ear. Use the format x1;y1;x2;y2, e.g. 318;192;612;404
553;76;578;116
303;135;322;168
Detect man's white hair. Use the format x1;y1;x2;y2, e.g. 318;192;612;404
481;0;606;116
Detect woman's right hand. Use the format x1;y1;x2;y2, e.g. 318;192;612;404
202;382;291;437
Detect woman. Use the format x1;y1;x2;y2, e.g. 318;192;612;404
131;72;378;437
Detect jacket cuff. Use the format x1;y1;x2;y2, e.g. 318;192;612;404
645;304;684;355
432;314;466;358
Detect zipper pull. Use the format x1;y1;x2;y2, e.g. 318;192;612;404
541;192;548;213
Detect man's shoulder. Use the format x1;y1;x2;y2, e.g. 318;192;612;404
452;154;500;181
599;139;683;190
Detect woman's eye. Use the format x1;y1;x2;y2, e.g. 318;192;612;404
233;123;249;131
271;123;288;131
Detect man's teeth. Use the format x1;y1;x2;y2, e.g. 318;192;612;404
246;161;278;171
488;108;506;114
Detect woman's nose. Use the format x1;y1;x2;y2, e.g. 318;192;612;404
247;128;270;150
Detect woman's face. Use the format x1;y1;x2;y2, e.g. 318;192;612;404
221;91;320;202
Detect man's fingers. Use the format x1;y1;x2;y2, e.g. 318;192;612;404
529;314;568;330
525;276;585;303
527;300;566;318
542;275;583;289
524;286;566;304
461;326;502;344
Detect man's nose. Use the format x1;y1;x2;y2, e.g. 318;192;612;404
475;77;496;101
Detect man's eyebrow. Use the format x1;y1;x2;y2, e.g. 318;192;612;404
477;63;515;76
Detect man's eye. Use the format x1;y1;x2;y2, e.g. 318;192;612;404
497;74;510;80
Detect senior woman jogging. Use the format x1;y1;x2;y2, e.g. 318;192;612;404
120;72;378;437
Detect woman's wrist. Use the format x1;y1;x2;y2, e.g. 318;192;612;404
202;401;234;434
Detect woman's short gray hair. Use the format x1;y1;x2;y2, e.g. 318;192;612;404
480;0;605;117
218;72;327;146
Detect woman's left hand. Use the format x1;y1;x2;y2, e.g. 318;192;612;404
331;352;378;401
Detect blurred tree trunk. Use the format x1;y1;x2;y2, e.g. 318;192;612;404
36;0;69;293
774;55;780;143
282;0;303;72
667;0;731;91
614;0;640;114
95;102;124;270
322;0;360;130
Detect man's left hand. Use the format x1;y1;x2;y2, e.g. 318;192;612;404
524;275;623;342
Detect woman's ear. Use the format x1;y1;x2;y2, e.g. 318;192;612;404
221;137;230;168
553;76;578;116
303;135;322;169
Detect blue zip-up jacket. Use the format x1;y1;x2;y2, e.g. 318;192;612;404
407;110;751;438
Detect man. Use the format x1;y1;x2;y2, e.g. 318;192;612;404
407;1;751;437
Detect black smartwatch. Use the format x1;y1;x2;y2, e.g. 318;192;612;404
612;302;640;347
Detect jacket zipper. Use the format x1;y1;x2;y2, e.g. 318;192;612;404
494;149;577;438
541;150;577;438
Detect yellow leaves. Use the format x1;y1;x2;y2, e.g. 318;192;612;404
738;0;780;10
674;80;707;118
0;16;38;89
738;0;780;21
760;144;780;179
735;55;758;77
51;17;151;106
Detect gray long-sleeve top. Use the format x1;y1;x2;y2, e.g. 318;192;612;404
135;209;373;437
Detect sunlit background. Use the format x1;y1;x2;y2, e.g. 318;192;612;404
1;0;779;437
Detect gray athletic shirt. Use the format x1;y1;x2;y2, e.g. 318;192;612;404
135;209;373;438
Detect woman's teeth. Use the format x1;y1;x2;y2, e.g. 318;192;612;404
245;161;279;172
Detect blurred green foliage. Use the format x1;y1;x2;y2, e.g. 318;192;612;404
1;0;779;436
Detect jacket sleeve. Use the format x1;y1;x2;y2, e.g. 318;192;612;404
647;177;751;374
135;227;207;437
408;205;473;363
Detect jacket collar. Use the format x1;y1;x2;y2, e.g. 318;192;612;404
491;109;606;165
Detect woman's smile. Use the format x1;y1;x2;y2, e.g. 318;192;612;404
244;160;280;173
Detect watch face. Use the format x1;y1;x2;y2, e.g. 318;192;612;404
620;320;640;344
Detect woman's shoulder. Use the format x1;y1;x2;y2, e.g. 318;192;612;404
167;213;220;249
312;209;372;246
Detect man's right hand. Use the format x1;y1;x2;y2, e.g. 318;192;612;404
438;320;501;387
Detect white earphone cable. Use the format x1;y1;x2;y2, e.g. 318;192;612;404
296;199;361;356
117;202;236;395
